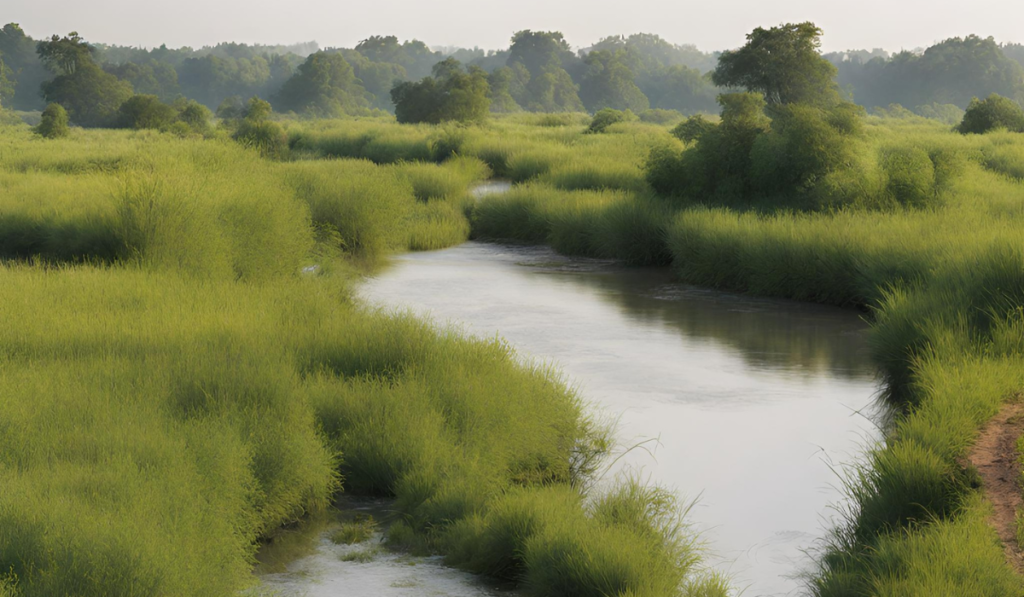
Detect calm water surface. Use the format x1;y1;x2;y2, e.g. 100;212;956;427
352;242;883;597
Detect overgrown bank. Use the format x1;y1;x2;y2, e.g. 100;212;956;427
0;124;729;597
469;113;1024;594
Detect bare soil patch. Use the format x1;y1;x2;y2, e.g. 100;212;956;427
968;399;1024;574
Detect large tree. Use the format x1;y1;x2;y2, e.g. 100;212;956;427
0;52;13;109
273;51;368;117
579;48;649;113
38;33;133;127
391;58;489;124
713;22;839;106
0;24;48;110
506;30;585;112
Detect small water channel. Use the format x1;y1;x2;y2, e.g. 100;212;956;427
259;185;884;597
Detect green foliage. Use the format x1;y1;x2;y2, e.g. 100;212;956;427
173;99;213;135
670;114;716;142
486;66;522;113
879;146;936;206
638;108;683;124
36;31;94;76
117;94;176;129
273;51;368;117
586;108;634;133
33;103;69;138
507;31;585;113
831;35;1024;111
957;94;1024;134
0;53;13;109
391;59;490;124
713;22;840;107
0;24;49;111
579;49;650;113
41;62;133;127
104;60;179;101
330;517;378;545
36;32;132;127
231;97;286;157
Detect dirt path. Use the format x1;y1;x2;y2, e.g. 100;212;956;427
968;399;1024;574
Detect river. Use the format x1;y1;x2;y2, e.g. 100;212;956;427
259;194;883;597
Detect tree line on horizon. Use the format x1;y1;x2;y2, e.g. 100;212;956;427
1;22;1023;127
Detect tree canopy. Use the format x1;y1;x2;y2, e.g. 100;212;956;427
391;58;489;124
713;22;839;107
956;94;1024;134
273;51;368;117
38;33;133;127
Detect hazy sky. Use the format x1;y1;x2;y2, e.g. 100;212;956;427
5;0;1023;54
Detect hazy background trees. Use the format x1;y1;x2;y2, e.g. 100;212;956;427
2;21;1023;126
391;58;489;123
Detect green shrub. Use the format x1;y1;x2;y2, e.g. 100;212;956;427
957;94;1024;134
233;119;288;159
670;114;716;143
118;95;177;130
34;103;69;139
587;108;634;134
880;146;936;206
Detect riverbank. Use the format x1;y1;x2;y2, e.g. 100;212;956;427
0;123;726;597
467;117;1024;595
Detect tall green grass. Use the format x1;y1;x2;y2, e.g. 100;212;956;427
0;121;727;597
467;116;1024;595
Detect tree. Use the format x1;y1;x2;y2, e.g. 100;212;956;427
34;103;69;138
37;32;133;127
827;37;1024;110
713;22;839;107
37;32;94;75
956;94;1024;134
391;58;489;124
118;94;176;129
232;96;287;158
273;51;368;117
0;24;49;110
579;49;649;113
487;66;522;112
41;62;133;127
506;30;585;112
104;60;179;100
587;108;635;133
173;98;212;133
0;53;13;109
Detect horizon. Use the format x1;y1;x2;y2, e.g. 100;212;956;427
5;0;1024;56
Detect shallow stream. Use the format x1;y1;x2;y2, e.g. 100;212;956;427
259;186;883;597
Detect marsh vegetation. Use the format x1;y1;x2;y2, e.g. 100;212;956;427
3;15;1024;597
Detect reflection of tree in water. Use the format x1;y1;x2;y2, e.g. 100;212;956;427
530;265;876;381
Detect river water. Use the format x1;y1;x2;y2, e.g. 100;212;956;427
354;242;882;597
259;186;883;597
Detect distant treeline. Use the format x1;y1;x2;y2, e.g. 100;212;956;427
825;35;1024;122
0;26;720;121
1;22;1023;125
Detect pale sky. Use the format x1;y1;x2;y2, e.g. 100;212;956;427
5;0;1023;54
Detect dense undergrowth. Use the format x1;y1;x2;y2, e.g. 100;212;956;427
0;122;727;597
465;113;1024;595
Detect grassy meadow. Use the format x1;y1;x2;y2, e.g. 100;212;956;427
6;105;1024;596
0;121;732;597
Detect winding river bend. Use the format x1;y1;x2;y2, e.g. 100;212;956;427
260;191;883;597
355;242;883;596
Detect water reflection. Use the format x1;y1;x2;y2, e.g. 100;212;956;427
255;498;510;597
518;257;874;381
